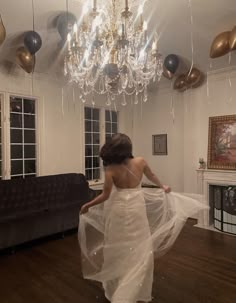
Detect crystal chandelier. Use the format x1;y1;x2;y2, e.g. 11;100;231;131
64;0;163;105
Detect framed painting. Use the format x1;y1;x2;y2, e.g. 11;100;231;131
152;134;167;155
208;115;236;170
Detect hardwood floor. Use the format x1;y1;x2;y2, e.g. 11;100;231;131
0;220;236;303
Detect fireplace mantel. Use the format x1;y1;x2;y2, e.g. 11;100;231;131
196;169;236;227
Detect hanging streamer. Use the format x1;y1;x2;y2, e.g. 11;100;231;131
61;87;65;117
31;73;34;96
113;100;117;113
187;0;194;76
32;0;35;31
228;52;232;104
170;79;175;124
140;94;143;121
206;72;210;100
73;87;76;112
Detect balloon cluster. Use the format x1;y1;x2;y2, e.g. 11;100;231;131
163;54;204;92
0;14;6;47
210;26;236;58
16;31;42;73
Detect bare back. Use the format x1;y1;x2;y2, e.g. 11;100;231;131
107;157;145;189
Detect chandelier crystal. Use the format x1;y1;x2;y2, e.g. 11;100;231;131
64;0;163;105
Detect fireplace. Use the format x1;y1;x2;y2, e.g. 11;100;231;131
209;185;236;234
196;169;236;234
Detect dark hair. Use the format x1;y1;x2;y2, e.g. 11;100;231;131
100;133;134;166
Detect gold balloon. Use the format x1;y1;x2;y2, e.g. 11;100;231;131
192;72;205;89
16;46;35;73
173;74;188;91
229;26;236;50
0;14;6;46
210;31;230;58
162;65;174;80
185;67;201;86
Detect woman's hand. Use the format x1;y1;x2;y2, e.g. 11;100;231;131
162;185;171;193
80;204;90;215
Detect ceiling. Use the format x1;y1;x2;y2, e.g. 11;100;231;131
0;0;236;77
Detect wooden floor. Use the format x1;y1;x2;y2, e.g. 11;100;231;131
0;220;236;303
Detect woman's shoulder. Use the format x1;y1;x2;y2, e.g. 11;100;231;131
133;156;146;163
130;157;146;168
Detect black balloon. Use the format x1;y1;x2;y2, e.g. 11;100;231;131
164;54;179;74
56;12;77;41
24;31;42;55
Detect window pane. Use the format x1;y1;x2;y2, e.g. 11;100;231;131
85;169;92;180
85;120;92;132
93;133;100;144
24;99;35;114
85;145;92;156
10;97;22;113
11;160;23;175
93;169;100;180
85;133;92;144
112;123;118;134
24;115;35;129
92;121;99;132
93;145;100;155
93;109;99;120
105;110;110;122
24;145;35;158
11;129;23;143
24;130;35;143
11;175;23;179
10;113;22;128
106;134;112;142
106;122;111;133
112;111;117;122
24;160;36;174
24;174;36;178
85;157;92;168
85;107;92;120
93;157;100;168
11;145;23;159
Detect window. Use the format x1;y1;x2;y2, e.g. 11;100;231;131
105;109;118;142
0;94;37;180
84;107;101;181
84;107;118;181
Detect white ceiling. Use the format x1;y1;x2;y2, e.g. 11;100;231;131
0;0;236;76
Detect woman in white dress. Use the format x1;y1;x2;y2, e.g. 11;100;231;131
79;133;207;303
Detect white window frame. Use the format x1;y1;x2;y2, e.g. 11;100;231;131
82;104;119;186
0;92;40;180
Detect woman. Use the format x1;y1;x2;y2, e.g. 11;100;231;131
79;133;207;303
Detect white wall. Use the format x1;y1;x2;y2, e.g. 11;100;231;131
131;86;184;191
130;68;236;193
183;68;236;193
0;67;130;177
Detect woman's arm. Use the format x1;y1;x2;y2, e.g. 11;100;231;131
143;159;171;193
80;169;113;214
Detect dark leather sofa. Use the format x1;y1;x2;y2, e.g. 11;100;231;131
0;173;95;250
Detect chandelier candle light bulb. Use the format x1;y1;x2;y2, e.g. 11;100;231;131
64;0;163;105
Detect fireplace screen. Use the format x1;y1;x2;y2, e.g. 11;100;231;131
210;185;236;235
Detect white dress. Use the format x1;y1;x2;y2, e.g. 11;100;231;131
78;183;208;303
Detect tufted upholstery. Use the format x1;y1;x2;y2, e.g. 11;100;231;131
0;173;95;250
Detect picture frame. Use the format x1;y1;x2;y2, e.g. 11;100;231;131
152;134;167;155
208;115;236;170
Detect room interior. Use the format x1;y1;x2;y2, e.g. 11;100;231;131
0;0;236;302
